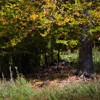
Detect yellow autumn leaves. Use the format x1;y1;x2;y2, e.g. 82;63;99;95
2;21;8;25
29;13;39;21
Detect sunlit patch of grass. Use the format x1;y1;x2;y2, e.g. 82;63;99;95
93;48;100;73
60;50;78;62
93;47;100;64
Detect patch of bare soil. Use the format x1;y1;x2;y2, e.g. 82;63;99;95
31;76;98;90
26;65;100;90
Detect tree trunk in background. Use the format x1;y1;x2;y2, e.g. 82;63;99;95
57;49;60;64
50;49;54;61
44;53;48;68
79;34;94;78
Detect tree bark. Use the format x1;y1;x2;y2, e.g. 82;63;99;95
44;53;48;68
57;49;60;64
79;34;94;78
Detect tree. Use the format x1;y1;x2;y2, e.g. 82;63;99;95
78;0;100;78
0;0;99;77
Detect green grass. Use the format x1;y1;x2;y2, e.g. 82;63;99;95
0;76;100;100
92;48;100;73
0;77;35;100
60;50;78;62
34;80;100;100
93;48;100;64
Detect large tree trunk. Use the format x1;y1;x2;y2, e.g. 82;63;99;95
79;34;94;78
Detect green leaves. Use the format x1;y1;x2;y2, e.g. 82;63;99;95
68;40;78;48
0;0;99;55
56;40;68;46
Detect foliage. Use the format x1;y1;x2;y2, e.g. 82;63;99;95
0;0;100;76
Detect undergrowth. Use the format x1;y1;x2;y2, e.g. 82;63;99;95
0;48;99;100
0;77;100;100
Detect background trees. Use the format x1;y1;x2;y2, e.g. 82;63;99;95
0;0;99;78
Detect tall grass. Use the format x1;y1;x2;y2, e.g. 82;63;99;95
0;77;100;100
34;80;100;100
0;77;34;100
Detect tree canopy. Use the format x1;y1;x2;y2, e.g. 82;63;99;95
0;0;100;77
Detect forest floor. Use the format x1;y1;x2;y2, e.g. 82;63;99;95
26;65;100;90
31;76;95;91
